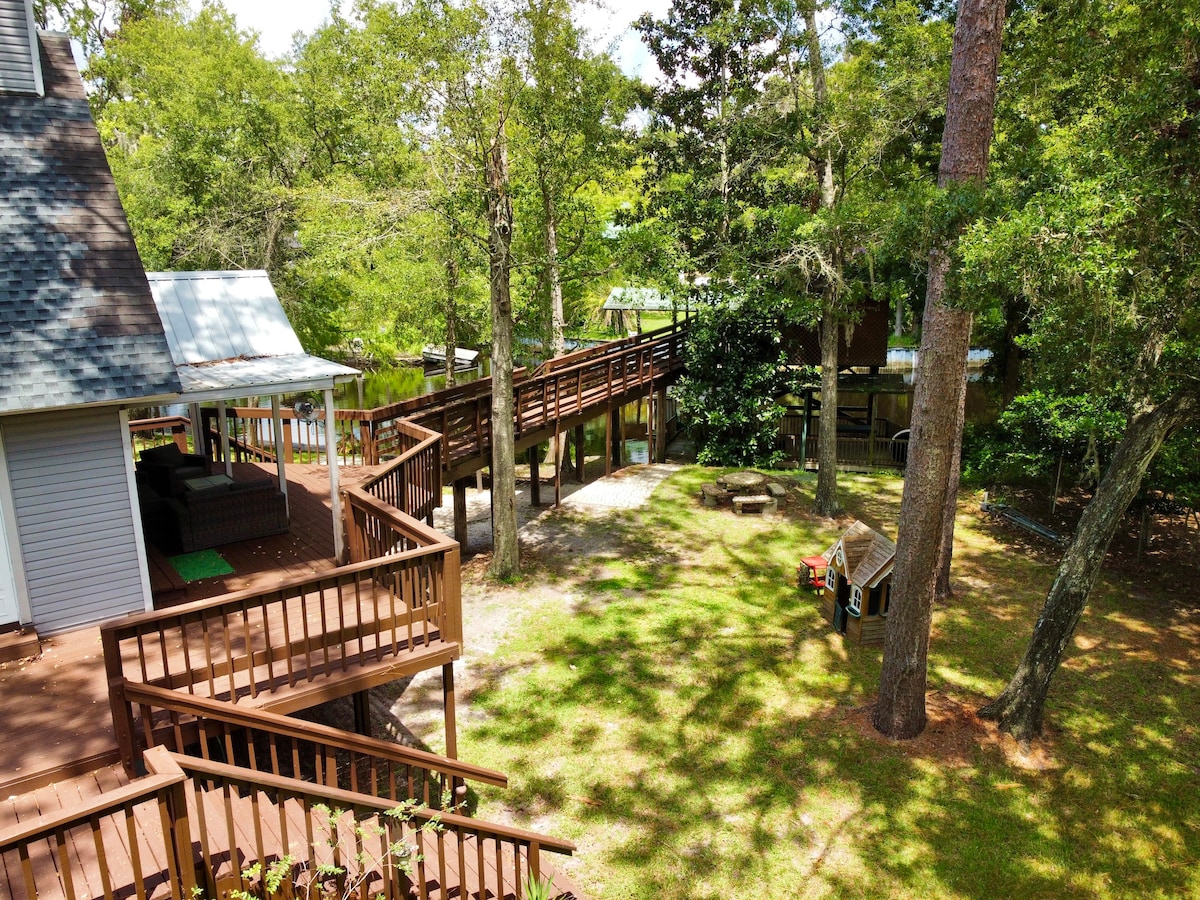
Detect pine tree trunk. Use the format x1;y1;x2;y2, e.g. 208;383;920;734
543;184;568;475
873;0;1005;740
934;366;969;601
808;5;841;518
978;390;1198;741
815;305;841;516
445;257;459;389
544;186;565;359
486;124;519;578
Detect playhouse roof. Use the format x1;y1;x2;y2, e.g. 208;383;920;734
0;31;181;415
827;520;896;589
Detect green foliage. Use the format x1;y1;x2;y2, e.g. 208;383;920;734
673;290;801;466
523;874;556;900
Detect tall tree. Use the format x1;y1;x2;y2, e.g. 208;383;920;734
973;0;1200;741
874;0;1005;740
806;3;842;517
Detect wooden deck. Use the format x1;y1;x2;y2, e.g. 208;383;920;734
0;462;386;796
149;461;386;605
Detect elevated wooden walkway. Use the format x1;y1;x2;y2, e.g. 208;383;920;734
216;321;689;484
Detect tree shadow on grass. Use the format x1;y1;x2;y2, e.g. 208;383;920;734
462;467;1200;899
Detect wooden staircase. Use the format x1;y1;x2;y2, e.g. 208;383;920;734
0;735;580;899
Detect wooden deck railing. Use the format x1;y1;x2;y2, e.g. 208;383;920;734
784;433;907;469
144;748;576;900
356;420;443;526
124;682;504;809
0;748;194;900
103;530;462;774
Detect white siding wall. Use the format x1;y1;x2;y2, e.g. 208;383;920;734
2;408;147;633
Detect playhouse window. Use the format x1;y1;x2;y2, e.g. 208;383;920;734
881;584;891;616
849;586;862;615
867;585;882;616
825;567;837;591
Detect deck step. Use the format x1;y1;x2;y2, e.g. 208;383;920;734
0;627;39;664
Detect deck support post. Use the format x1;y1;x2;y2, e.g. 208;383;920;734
352;689;372;738
189;402;206;459
453;478;469;547
325;388;345;563
574;424;585;481
270;394;289;517
443;663;458;759
656;387;669;462
216;400;232;477
528;445;541;506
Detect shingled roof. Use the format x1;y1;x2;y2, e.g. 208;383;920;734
0;31;180;415
827;520;896;589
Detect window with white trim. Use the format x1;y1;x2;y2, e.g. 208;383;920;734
825;566;837;591
849;585;862;615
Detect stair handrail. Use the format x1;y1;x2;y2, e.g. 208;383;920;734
146;747;575;897
124;680;506;803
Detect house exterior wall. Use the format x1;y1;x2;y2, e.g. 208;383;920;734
1;407;149;633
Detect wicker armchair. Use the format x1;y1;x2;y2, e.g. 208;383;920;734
137;443;209;497
166;479;289;553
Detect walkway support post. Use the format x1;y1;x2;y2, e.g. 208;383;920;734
656;387;669;463
528;445;541;506
574;424;585;481
453;478;469;547
605;407;614;476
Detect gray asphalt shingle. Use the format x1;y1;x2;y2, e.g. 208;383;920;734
0;32;180;414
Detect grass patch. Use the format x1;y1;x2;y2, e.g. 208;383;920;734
459;469;1200;899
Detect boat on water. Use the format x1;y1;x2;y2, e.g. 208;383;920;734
421;345;481;369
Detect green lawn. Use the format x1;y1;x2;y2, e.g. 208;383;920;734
458;470;1200;899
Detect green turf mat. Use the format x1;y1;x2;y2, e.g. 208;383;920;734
167;549;234;582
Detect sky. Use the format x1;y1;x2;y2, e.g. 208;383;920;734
212;0;672;80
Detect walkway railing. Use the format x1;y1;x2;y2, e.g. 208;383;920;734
136;322;691;478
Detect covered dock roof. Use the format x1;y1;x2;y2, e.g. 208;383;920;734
602;287;676;311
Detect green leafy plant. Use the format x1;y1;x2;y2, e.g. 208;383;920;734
673;289;802;467
524;873;557;900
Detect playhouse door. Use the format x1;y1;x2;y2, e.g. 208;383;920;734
834;575;851;634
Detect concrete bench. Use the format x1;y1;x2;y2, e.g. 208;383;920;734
732;494;777;515
702;483;733;507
